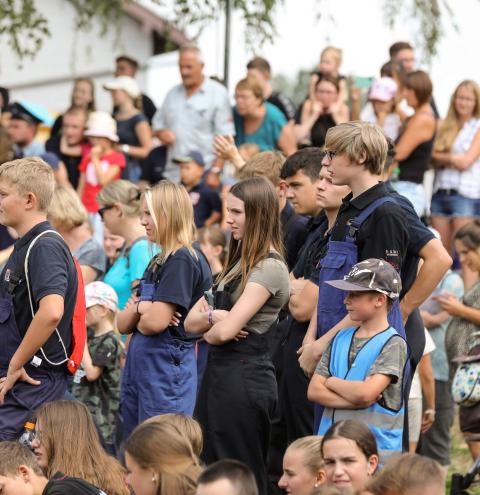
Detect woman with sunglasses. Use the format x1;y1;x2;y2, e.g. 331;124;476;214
98;180;156;310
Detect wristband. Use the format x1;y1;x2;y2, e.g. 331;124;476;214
424;409;436;417
208;309;213;326
121;144;130;154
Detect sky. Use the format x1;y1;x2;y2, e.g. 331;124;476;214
146;0;480;115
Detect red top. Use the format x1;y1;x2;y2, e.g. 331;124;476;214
79;150;125;212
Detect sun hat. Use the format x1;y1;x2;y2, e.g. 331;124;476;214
103;76;141;99
84;111;119;142
368;77;398;102
172;150;206;168
325;258;402;300
85;281;118;312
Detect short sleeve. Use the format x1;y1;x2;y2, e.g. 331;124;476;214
30;238;70;303
153;251;198;312
78;154;89;173
315;341;332;377
423;328;436;355
248;258;288;296
369;335;408;382
213;85;235;136
91;334;119;368
152;91;172;131
109;151;126;169
206;190;222;213
129;240;154;283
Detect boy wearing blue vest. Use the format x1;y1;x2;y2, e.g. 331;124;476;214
308;258;408;463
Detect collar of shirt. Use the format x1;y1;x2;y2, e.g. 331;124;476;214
340;181;387;212
280;201;295;225
15;221;53;251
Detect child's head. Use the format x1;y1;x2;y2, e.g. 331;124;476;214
323;122;388;183
278;436;325;495
319;46;342;75
174;151;205;188
365;453;443;495
0;442;45;495
144;413;203;458
321;420;379;491
238;143;260;161
326;258;401;322
84;111;119;148
85;281;118;327
368;77;397;115
48;185;89;232
196;460;258;495
0;157;55;228
198;225;227;267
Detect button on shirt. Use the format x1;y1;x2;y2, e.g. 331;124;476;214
153;78;235;183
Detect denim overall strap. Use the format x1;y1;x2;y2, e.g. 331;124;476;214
319;326;405;461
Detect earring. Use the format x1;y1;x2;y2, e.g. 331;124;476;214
152;474;157;483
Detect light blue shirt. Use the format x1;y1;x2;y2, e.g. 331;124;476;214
103;239;158;309
153;78;235;182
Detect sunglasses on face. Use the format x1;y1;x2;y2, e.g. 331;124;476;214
98;205;114;220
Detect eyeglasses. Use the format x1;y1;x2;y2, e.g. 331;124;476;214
98;205;114;219
325;150;337;161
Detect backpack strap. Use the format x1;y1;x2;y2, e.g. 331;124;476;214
24;230;86;373
346;196;396;242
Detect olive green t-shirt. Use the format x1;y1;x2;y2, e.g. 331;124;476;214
218;256;290;334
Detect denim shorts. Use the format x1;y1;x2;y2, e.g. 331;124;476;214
430;191;478;218
393;181;426;217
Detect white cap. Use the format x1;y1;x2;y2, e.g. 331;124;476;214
103;76;141;99
84;111;119;142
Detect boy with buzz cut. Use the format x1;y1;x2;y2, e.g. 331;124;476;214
0;157;79;441
0;441;105;495
308;258;408;463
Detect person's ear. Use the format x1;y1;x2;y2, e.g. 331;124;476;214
315;468;326;486
358;151;367;164
366;455;379;476
18;465;32;483
113;202;123;217
25;192;37;210
212;245;223;258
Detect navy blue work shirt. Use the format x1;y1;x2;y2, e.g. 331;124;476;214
187;183;222;228
280;201;309;271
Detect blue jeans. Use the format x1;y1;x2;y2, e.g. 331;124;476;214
393;181;426;218
431;191;477;218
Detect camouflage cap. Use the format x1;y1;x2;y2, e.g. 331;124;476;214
325;258;401;300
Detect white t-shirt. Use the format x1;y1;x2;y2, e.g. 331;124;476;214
409;329;436;399
360;103;402;141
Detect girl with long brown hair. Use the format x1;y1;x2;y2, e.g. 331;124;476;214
31;400;128;495
185;177;290;495
124;421;201;495
117;181;212;441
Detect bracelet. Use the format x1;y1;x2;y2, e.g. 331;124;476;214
207;309;213;326
424;409;436;416
121;144;130;154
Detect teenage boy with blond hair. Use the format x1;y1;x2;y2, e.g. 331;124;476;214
0;157;78;440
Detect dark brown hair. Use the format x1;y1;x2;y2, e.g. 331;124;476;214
71;78;96;112
219;177;284;289
321;420;378;461
237;150;286;186
198;460;258;495
455;219;480;251
403;70;433;106
197;225;227;264
247;56;271;76
315;73;340;93
389;41;413;59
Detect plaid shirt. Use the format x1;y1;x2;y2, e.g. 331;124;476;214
434;118;480;198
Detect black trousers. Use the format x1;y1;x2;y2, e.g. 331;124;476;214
196;337;277;495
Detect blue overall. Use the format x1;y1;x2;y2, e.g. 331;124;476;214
120;268;197;441
196;264;278;495
0;294;67;440
319;326;405;463
315;197;410;431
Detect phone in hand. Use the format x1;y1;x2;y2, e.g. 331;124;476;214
204;291;214;307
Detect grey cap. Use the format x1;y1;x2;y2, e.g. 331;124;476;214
325;258;402;300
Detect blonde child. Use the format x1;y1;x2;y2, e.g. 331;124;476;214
315;46;347;103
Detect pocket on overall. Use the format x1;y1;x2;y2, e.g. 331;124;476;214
0;297;21;366
317;253;349;336
241;359;277;417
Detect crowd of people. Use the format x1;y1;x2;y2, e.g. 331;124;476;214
0;38;479;495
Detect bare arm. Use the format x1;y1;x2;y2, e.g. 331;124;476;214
278;123;297;156
155;129;176;146
81;265;98;285
326;374;392;408
116;296;140;335
400;239;452;320
81;342;103;381
122;120;152;159
92;158;121;187
76;173;86;198
307;374;358;409
450;128;480;170
204;211;222;227
54;161;72;188
418;353;436;432
136;300;176;336
395;114;436;162
289;279;318;322
203;282;272;345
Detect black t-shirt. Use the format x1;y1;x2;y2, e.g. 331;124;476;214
384;181;434;297
140;145;167;184
280;201;309;270
267;91;296;121
294;101;336;147
0;222;77;371
186;182;222;228
141;93;157;125
328;182;409;276
43;472;106;495
45;134;82;189
292;212;329;282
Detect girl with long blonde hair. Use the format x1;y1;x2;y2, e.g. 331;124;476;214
117;180;212;441
431;80;480;258
185;177;290;495
31;400;128;495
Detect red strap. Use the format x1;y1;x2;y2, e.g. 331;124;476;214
67;257;87;374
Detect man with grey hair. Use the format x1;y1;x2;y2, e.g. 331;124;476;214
153;44;235;183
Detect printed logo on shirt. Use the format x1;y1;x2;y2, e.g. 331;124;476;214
4;268;10;282
190;191;200;206
385;250;400;271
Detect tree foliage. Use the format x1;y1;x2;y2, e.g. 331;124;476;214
0;0;471;62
